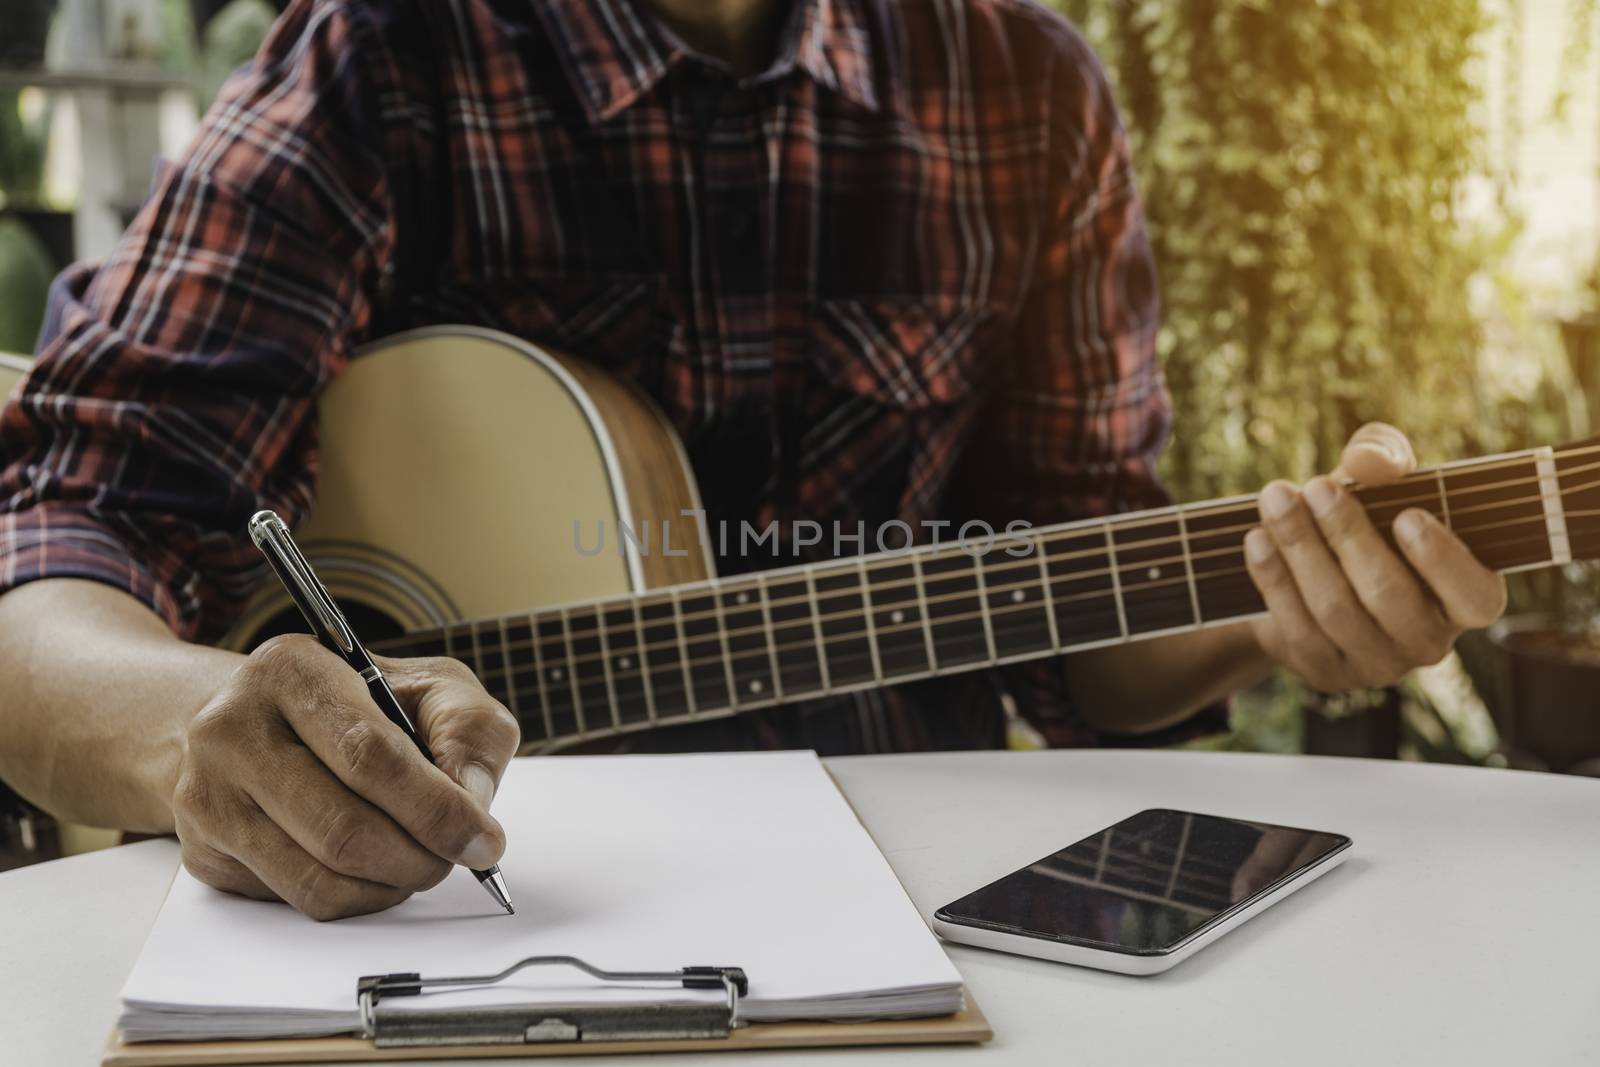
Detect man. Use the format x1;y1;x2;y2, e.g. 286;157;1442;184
0;0;1504;920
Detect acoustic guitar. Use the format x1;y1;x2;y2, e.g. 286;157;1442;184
204;326;1596;753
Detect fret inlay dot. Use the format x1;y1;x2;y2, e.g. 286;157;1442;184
1011;589;1025;603
617;656;632;670
749;679;763;693
550;668;563;681
736;591;750;604
891;609;906;624
1147;566;1162;581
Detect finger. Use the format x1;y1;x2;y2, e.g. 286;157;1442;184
1394;509;1508;629
380;655;521;811
239;738;452;892
1258;482;1408;684
182;840;278;902
231;808;413;921
1335;422;1416;486
1301;476;1455;666
1243;527;1351;690
252;637;507;870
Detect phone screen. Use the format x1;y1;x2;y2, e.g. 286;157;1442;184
936;809;1350;954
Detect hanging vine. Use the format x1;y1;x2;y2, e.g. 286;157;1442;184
1053;0;1492;500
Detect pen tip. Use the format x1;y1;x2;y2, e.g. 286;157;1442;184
480;867;515;915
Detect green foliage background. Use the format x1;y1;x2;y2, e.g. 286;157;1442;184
1052;0;1563;501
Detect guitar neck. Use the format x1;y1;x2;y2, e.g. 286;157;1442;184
371;444;1597;750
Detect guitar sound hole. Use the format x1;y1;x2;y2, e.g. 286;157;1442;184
244;602;407;652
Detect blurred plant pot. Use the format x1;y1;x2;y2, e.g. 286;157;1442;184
1301;688;1402;760
0;0;57;66
1486;615;1600;773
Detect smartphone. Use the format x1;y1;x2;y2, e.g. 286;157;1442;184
932;808;1351;975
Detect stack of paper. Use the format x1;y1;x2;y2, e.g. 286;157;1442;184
118;751;964;1042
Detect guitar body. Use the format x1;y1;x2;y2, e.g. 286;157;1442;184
222;327;710;657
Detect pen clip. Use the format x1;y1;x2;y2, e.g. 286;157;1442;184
248;510;358;657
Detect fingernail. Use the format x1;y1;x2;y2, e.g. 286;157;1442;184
1261;483;1296;520
461;830;503;869
1395;509;1428;545
462;764;497;811
1245;528;1275;564
1363;439;1406;465
1303;478;1337;517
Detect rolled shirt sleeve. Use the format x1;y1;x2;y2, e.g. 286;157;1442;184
961;30;1225;746
0;0;417;643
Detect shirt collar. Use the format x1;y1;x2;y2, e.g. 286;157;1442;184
539;0;880;123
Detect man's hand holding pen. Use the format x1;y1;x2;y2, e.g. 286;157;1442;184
172;635;520;921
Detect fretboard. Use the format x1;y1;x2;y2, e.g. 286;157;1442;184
370;444;1599;750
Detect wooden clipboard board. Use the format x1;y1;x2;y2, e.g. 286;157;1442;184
105;761;987;1065
102;996;991;1065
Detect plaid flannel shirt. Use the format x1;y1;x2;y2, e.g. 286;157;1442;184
0;0;1217;753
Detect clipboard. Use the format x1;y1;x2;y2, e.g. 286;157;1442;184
102;953;991;1065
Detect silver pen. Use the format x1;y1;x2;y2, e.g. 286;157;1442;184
248;510;514;915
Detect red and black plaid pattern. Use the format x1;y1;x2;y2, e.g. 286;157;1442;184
0;0;1199;752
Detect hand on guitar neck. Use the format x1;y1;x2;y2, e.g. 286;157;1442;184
1244;422;1508;691
0;418;1512;921
1066;422;1509;732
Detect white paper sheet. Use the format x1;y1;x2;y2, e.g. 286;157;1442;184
118;751;963;1040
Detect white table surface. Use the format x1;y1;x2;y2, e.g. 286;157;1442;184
3;750;1598;1066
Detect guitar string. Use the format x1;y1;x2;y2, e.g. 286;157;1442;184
485;518;1571;730
564;501;1557;665
372;461;1581;664
412;450;1600;651
424;512;1564;702
457;450;1582;646
377;499;1568;673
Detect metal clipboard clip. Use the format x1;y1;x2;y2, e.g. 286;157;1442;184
356;955;750;1048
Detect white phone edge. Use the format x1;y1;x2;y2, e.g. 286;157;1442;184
930;844;1351;976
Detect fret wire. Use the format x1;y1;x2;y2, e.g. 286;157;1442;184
805;569;832;692
755;573;785;701
442;623;454;661
496;617;518;721
1536;445;1573;566
1033;528;1063;652
1435;469;1452;528
595;603;621;730
910;551;939;672
1174;502;1203;627
971;549;998;661
468;620;485;683
558;607;586;734
631;598;658;727
857;556;885;685
1104;521;1129;638
670;587;697;717
528;612;555;743
711;579;739;709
